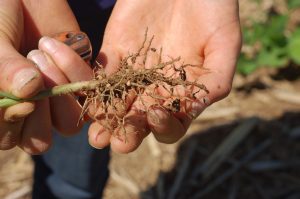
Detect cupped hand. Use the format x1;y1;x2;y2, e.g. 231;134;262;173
0;0;92;154
89;0;242;153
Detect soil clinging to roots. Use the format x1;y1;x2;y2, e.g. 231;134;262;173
80;30;209;134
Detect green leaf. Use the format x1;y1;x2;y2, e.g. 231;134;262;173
256;47;288;67
243;15;288;48
237;56;259;75
288;32;300;64
288;0;300;9
265;15;288;47
238;12;300;75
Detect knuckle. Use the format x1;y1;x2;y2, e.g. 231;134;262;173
0;115;20;150
21;140;52;155
0;58;15;83
0;142;17;150
0;133;18;150
0;29;18;49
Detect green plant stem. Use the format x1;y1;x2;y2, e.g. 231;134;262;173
0;80;100;108
0;91;21;100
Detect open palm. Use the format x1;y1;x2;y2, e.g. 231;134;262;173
88;0;242;153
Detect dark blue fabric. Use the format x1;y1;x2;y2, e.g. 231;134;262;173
32;2;114;199
32;126;110;199
95;0;116;9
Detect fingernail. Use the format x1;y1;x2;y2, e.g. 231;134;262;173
202;96;211;106
189;102;204;119
28;50;49;70
189;97;210;119
89;133;104;149
12;68;38;95
39;36;58;54
90;143;104;150
148;107;169;125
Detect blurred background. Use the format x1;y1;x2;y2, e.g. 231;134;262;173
1;0;300;198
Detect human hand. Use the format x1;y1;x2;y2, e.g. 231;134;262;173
88;0;242;153
0;0;92;154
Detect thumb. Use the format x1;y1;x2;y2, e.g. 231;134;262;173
0;41;43;123
0;0;43;151
0;0;43;99
0;42;43;98
0;1;42;119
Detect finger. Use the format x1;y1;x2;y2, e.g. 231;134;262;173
92;89;136;128
19;99;52;154
22;0;80;52
109;109;149;153
89;93;149;153
27;50;83;135
0;45;43;98
108;92;158;154
126;86;189;144
147;106;186;144
38;36;93;82
117;88;196;146
88;122;111;149
0;45;43;151
89;110;149;154
17;0;82;151
0;47;42;127
142;82;207;137
3;102;35;122
0;0;43;98
0;109;23;150
89;87;149;153
0;0;42;151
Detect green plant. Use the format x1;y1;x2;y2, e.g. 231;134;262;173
288;0;300;9
237;6;300;75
